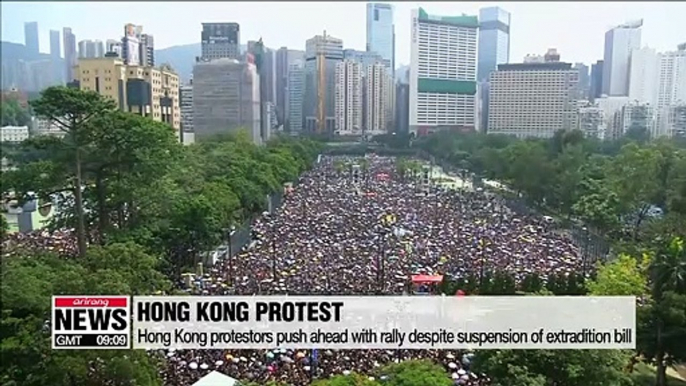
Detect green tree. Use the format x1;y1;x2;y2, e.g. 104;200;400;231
472;349;632;386
313;373;380;386
639;237;686;386
377;360;453;386
587;253;649;296
1;244;169;386
29;86;117;257
0;99;30;127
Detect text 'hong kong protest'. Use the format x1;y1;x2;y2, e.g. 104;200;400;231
136;300;344;322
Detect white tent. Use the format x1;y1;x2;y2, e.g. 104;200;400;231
191;371;238;386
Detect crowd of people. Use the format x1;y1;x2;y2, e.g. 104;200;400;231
163;156;583;385
2;156;583;384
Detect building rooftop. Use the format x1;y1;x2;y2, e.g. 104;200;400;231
417;7;479;28
497;62;573;71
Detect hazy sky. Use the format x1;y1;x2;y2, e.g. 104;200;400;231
1;1;684;66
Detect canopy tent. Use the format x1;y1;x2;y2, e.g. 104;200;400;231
191;371;238;386
411;274;444;284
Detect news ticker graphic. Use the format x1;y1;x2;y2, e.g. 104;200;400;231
52;296;130;349
131;296;636;350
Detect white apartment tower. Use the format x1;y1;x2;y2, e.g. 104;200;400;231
410;8;478;136
488;62;580;138
602;20;642;96
366;63;389;135
628;47;659;105
335;60;363;135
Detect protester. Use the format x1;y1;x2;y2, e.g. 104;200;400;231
3;156;580;384
162;156;581;385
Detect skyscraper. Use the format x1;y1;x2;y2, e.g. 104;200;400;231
366;3;395;74
488;62;580;138
477;7;510;82
365;63;391;135
288;60;305;133
63;27;77;82
410;8;478;135
590;60;604;101
303;32;344;133
192;58;261;143
106;39;123;58
628;47;659;105
140;34;155;66
78;40;105;59
122;23;143;65
602;20;642;96
24;22;39;57
200;23;240;61
49;30;62;85
573;63;590;100
335;60;363;135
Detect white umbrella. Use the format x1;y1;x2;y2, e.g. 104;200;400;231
189;362;198;370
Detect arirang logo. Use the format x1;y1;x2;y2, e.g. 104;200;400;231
72;298;110;307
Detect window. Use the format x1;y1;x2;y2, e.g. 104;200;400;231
374;9;379;21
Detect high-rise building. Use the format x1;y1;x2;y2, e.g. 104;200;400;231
365;63;390;135
106;39;123;58
395;78;410;135
596;96;630;140
275;47;289;125
200;23;240;61
602;20;642;96
192;58;261;143
287;60;305;133
573;63;590;100
628;47;659;105
78;40;105;59
49;30;61;59
24;22;39;57
180;81;193;133
74;57;180;132
63;27;77;82
334;60;363;135
122;23;143;65
590;60;604;101
140;34;155;67
488;62;580;138
477;6;510;82
304;32;344;133
655;45;686;136
49;30;63;85
343;49;384;71
366;3;395;74
409;8;478;135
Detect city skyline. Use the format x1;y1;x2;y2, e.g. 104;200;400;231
2;1;685;67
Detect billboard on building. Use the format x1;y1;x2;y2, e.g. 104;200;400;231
124;24;141;65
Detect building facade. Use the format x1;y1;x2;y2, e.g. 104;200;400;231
395;80;410;135
24;22;39;58
477;6;510;83
201;23;241;61
488;62;580;138
577;102;606;139
121;23;143;65
63;27;77;82
192;58;261;143
410;8;478;135
140;34;155;67
78;40;105;59
573;63;590;100
365;63;390;135
334;60;363;135
602;20;642;96
287;60;304;133
49;30;63;85
74;57;181;132
180;81;193;133
366;3;395;74
590;60;604;102
303;33;344;133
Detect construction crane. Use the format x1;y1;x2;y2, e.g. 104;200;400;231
317;31;327;134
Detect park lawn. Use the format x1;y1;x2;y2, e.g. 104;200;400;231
631;363;686;386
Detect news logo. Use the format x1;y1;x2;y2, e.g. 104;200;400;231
52;296;130;349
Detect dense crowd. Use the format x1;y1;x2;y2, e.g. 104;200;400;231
2;156;582;385
162;156;582;385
